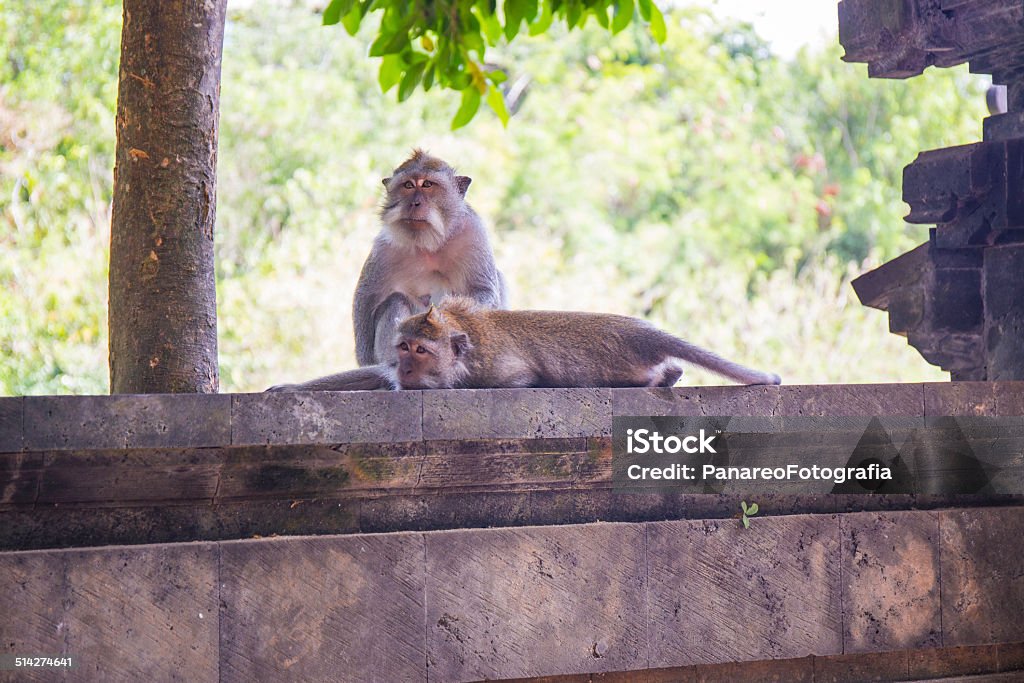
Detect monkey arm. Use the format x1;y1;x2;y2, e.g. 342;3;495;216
353;248;386;366
265;365;396;392
461;248;507;309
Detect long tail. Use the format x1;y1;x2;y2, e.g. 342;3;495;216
266;365;396;392
663;334;781;386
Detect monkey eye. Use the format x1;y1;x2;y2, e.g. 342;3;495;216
421;180;433;188
403;181;414;189
398;341;409;351
416;345;428;354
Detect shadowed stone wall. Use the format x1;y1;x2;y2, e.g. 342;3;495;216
839;0;1024;380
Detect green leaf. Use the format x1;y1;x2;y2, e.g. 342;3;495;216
566;0;583;29
529;0;553;35
422;63;436;90
637;0;651;21
486;83;510;126
450;71;473;90
488;68;508;85
397;61;426;102
593;0;610;29
505;0;527;41
378;54;404;93
742;516;750;529
463;29;485;54
478;9;503;45
451;86;481;129
612;0;632;34
747;503;759;515
369;26;410;56
323;0;355;25
648;2;666;43
341;2;365;35
741;501;749;514
524;0;539;22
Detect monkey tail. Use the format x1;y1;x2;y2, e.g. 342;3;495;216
662;334;782;386
265;365;396;392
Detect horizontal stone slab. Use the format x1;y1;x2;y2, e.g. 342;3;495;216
0;542;218;683
5;382;1024;454
423;387;613;439
4;428;1023;551
231;391;422;445
23;394;230;451
2;507;1022;682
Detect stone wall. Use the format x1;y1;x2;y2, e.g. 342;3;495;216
839;0;1024;380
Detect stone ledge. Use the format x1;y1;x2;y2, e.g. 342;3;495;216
2;507;1022;683
3;382;1024;453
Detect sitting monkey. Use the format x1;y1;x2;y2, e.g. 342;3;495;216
352;150;507;366
268;297;780;391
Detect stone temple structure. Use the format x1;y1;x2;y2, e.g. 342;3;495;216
841;0;1024;380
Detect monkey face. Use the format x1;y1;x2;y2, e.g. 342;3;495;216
394;306;472;389
394;336;449;389
379;151;473;252
380;175;449;251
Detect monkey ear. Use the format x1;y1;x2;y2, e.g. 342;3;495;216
424;305;437;324
450;332;472;358
382;177;391;187
455;176;471;197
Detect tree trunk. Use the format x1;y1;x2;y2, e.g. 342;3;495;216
108;0;227;394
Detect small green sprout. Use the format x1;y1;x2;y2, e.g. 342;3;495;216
740;501;759;529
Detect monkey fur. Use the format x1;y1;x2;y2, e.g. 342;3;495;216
268;297;781;392
352;150;507;367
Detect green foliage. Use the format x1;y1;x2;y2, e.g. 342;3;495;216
740;500;758;529
322;0;668;127
0;1;120;394
0;1;988;395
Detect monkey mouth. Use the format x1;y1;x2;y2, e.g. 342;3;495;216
400;218;434;230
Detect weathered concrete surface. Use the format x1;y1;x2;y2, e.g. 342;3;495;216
647;516;841;667
220;534;426;683
231;391;422;445
0;543;218;683
940;508;1024;647
841;511;941;653
423;387;613;439
425;524;647;682
984;245;1024;382
610;384;781;417
0;397;22;453
2;509;1023;682
779;383;925;417
23;394;229;451
7;382;1024;456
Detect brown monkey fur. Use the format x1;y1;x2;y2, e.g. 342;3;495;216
352;150;506;367
269;297;780;391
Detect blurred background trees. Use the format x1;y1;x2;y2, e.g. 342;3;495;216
0;0;988;394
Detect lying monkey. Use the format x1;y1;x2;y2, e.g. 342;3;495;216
267;297;780;391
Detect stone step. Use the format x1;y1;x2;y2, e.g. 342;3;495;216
3;384;1024;551
2;506;1022;682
